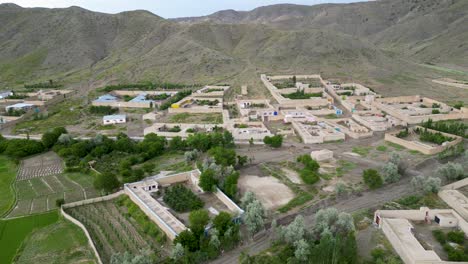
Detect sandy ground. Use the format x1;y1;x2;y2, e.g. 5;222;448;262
281;168;302;184
238;175;295;210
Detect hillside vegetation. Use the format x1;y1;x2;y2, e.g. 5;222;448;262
0;0;467;102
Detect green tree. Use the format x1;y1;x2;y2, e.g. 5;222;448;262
199;169;218;192
237;155;248;167
42;127;67;148
244;200;265;236
294;239;309;261
169;136;186;150
94;172;120;193
437;162;465;181
189;209;210;237
363;169;383;189
174;230;199;252
264;135;283;148
55;198;65;207
213;212;232;236
281;215;306;244
241;191;256;208
209;146;236;166
382;162;400;183
171;243;185;260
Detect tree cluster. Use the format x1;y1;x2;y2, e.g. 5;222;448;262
263;135;283;148
241;192;266;236
243;208;358;264
100;82;201;92
362;169;383;189
411;175;441;194
381;153;405;184
172;209;240;263
89;105;119;115
416;127;454;145
421;119;467;138
163;184;204;212
296;154;320;184
436;162;465;181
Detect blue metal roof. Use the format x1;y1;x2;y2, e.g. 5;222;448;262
94;94;118;103
129;93;154;103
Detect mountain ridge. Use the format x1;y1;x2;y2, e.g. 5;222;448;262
0;0;467;102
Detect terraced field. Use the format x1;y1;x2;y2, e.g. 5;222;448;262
66;198;168;263
8;173;100;217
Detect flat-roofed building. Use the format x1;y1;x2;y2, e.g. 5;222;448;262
103;114;126;125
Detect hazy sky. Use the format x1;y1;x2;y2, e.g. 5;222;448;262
0;0;367;18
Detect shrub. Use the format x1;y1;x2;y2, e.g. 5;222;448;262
396;128;409;138
263;135;283;148
89;105;118;115
381;162;400;183
437;162;465;181
447;231;465;244
416;127;454;145
299;169;320;184
55;198;65;207
163;184;204;212
362;169;383;189
168;126;182;132
432;230;446;244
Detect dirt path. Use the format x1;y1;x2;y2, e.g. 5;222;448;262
210;175;416;264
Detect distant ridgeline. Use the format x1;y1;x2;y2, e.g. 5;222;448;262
24;80;63;89
100;82;203;92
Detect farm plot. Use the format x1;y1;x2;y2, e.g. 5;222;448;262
8;173;100;218
66;198;168;263
17;152;64;181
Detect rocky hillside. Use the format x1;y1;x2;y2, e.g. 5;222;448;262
0;0;467;101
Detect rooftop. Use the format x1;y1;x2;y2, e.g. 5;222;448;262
94;94;118;103
6;103;34;108
129;93;154;103
103;114;126;121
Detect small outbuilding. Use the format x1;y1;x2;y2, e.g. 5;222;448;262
5;103;35;111
0;90;13;99
103;114;126;125
310;149;334;162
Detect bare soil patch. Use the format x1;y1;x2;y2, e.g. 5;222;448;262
281;168;302;184
238;175;294;210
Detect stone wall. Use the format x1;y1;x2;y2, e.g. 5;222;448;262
214;188;244;215
385;127;463;155
61;207;103;264
167;106;222;114
62;191;124;209
124;185;180;240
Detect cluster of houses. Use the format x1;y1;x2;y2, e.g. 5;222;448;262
375;178;468;264
139;74;468;148
0;89;74;125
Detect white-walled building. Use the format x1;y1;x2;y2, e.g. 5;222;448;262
5;103;35;111
0;90;13;99
103;114;126;125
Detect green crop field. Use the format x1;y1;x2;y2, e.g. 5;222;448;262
66;197;168;263
0;211;59;263
9;173;100;217
15;218;96;264
0;156;17;216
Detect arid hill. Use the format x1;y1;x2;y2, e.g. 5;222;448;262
0;0;467;102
